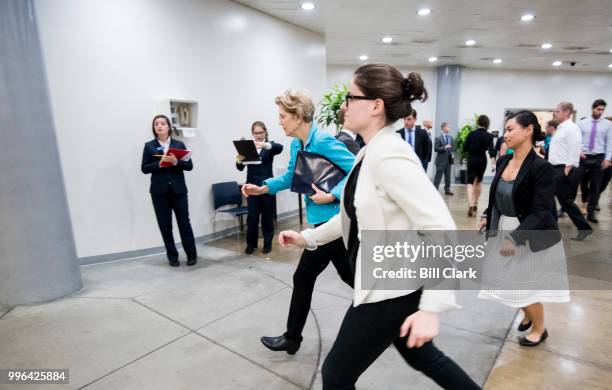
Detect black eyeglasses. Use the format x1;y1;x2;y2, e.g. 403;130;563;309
344;93;376;107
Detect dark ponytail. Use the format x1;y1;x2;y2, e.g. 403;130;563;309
507;110;544;144
354;64;427;125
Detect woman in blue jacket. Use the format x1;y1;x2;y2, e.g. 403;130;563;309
242;89;355;355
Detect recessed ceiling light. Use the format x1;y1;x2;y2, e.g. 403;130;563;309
465;40;476;46
428;57;438;62
493;58;503;64
417;8;432;16
609;49;612;53
359;55;368;61
609;64;612;68
300;2;315;11
521;13;535;22
541;43;552;49
382;36;393;44
552;61;562;67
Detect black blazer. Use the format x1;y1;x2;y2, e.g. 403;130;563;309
396;127;431;163
484;149;561;252
236;141;283;186
335;132;361;155
141;138;193;194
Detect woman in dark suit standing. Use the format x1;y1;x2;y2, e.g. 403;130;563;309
478;110;569;347
141;115;197;267
464;115;496;216
236;121;283;254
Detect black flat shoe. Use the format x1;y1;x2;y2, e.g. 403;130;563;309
571;229;593;241
187;257;198;266
262;246;272;254
245;246;255;254
519;329;548;347
517;320;532;332
445;190;454;195
169;260;180;267
260;335;301;355
587;214;599;224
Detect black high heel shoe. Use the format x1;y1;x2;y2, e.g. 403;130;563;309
517;320;532;332
519;329;548;347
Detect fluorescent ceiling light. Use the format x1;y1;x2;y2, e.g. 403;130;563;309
417;8;432;16
521;14;535;22
428;57;438;62
465;40;476;46
359;55;368;61
382;36;393;44
493;58;503;64
300;2;315;11
541;43;552;49
552;61;562;67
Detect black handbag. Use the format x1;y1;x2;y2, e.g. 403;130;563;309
291;150;347;195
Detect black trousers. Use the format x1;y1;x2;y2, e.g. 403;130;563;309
553;166;591;231
579;154;605;214
285;234;354;342
600;166;612;195
246;194;275;249
434;162;452;191
322;290;480;390
151;187;197;261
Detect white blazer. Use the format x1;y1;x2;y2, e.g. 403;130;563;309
301;124;459;312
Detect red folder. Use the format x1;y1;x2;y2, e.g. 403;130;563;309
160;147;192;167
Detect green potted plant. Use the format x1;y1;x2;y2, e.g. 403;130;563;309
454;114;479;184
317;84;348;133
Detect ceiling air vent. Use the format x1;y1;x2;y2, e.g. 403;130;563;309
412;39;437;44
563;46;589;51
515;43;539;48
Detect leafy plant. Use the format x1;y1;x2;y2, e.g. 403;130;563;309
317;84;348;133
454;114;479;164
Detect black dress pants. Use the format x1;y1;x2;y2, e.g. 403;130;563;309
284;234;353;342
151;187;197;261
553;166;591;231
579;154;605;214
322;290;480;390
246;194;275;249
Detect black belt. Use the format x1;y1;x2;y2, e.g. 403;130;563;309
584;153;605;158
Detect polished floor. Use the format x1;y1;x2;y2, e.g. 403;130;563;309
0;184;610;389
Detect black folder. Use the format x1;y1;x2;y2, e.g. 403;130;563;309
233;140;261;165
291;150;347;195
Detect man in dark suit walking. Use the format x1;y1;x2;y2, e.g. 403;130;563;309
396;109;431;170
433;121;454;195
335;129;361;155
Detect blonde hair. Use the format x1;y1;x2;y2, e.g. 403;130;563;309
275;89;315;123
558;101;574;113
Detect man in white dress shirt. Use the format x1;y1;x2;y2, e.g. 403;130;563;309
577;99;611;223
549;101;593;241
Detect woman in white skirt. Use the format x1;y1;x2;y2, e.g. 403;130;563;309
478;110;570;347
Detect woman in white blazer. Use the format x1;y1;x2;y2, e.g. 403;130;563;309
278;64;479;389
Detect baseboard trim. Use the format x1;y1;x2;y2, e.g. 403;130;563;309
79;209;301;266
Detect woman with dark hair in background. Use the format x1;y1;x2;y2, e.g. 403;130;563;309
141;115;197;267
464;115;496;216
236;121;283;254
478;110;569;347
277;64;479;389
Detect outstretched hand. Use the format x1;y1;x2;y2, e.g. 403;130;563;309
278;230;307;248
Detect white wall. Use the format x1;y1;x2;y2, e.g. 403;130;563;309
459;67;612;135
35;0;326;258
326;64;438;130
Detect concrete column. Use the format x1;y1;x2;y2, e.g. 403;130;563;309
434;65;463;138
0;0;82;304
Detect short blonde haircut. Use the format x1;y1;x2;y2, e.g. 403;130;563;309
558;101;574;113
275;89;315;123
